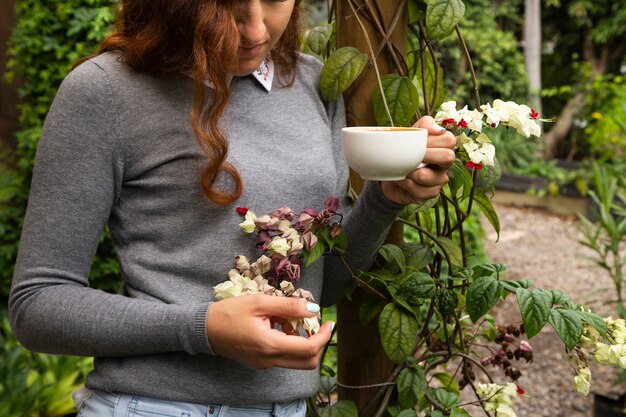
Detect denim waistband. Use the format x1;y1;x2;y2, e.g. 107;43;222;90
81;389;305;417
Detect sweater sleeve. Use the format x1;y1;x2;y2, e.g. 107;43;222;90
320;98;404;306
8;61;213;357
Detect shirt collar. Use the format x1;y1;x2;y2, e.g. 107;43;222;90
191;56;274;92
250;57;274;92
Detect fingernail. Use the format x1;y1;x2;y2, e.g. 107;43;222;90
433;124;446;131
331;321;336;332
306;303;320;314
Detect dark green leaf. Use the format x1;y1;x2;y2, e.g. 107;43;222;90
425;0;466;40
319;376;337;394
401;243;435;270
306;24;333;56
320;47;368;102
433;372;460;394
432;387;460;409
548;308;583;350
473;189;500;240
304;241;326;267
359;297;387;325
450;408;472;417
432;236;464;266
516;288;553;338
379;244;407;274
320;400;358;417
466;276;503;322
397;272;436;299
575;310;607;336
397;366;427;409
373;74;420;127
448;159;473;200
379;303;419;363
478;156;502;193
414;51;446;114
551;290;571;305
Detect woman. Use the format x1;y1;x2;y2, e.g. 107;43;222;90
9;0;456;416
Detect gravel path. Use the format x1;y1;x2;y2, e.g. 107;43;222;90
479;203;621;417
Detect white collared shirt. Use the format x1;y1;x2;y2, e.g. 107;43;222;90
191;56;274;92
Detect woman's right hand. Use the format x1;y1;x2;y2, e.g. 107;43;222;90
206;294;334;370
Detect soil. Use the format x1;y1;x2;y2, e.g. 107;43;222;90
476;203;625;417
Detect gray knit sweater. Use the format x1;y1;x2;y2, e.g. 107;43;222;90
9;52;402;404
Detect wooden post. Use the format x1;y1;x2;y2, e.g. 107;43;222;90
335;2;407;415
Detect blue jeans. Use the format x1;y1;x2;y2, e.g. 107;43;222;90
76;389;307;417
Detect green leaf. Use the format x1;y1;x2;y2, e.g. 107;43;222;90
425;0;466;40
413;51;446;113
306;24;333;56
359;297;387;325
548;308;583;351
379;244;407;274
397;410;418;417
397;366;427;409
478;156;502;192
397;272;436;299
320;47;368;102
401;243;435;270
448;159;473;200
450;408;472;417
575;310;607;336
433;372;460;395
431;236;464;266
320;400;358;417
551;290;571;305
379;303;419;363
473;189;500;240
466;276;503;322
319;375;337;394
373;74;420;127
304;240;326;267
516;288;553;338
432;387;460;409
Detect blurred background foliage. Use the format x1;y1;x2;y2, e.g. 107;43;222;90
0;0;624;415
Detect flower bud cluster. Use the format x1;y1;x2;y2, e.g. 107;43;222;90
434;100;542;169
476;382;520;417
212;197;343;336
480;325;532;383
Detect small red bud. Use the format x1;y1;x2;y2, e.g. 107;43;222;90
236;207;249;215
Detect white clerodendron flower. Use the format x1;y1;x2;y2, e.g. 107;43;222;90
565;317;626;397
238;210;257;233
435;99;541;169
476;383;520;417
573;367;591;395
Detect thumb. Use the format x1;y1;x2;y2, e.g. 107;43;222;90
416;115;446;135
253;294;320;319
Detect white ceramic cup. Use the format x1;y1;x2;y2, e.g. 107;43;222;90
341;126;428;181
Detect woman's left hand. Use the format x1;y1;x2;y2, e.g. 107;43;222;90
380;116;456;205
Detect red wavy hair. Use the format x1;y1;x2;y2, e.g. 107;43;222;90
81;0;302;205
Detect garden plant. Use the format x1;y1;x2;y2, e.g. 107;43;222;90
1;0;625;416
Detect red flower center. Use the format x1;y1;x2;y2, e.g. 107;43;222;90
236;207;249;215
465;161;483;170
531;109;539;120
